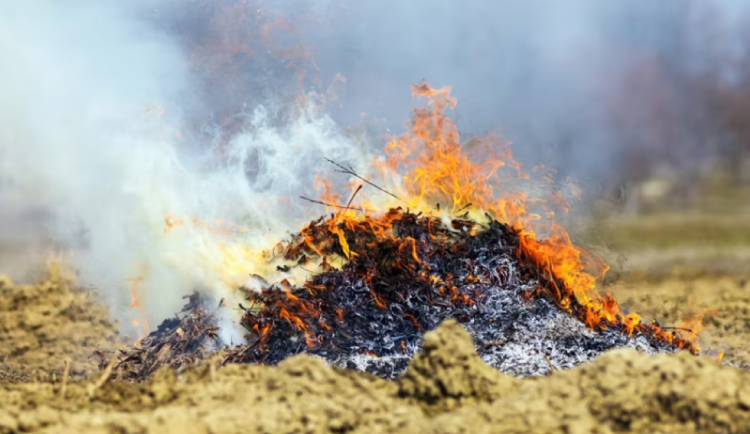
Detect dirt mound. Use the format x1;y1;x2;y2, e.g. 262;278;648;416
398;318;518;415
1;320;750;433
411;322;750;433
0;266;118;378
0;352;420;434
426;348;750;434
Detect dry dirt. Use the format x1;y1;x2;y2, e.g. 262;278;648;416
1;317;750;434
0;265;118;380
611;274;750;364
1;267;750;433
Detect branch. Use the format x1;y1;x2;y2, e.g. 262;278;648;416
299;196;368;213
342;184;363;215
325;158;402;201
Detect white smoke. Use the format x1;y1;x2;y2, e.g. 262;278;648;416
0;1;368;340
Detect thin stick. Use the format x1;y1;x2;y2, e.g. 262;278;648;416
60;360;70;399
341;185;363;216
456;203;473;213
89;352;118;397
661;326;697;334
299;196;367;213
481;339;507;350
325;158;402;201
544;355;557;373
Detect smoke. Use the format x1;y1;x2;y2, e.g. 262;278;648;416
144;0;750;183
0;0;368;340
1;0;747;336
308;0;750;182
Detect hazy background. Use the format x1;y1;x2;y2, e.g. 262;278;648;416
150;0;750;197
2;0;750;335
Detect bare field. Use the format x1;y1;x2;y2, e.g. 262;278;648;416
580;205;750;365
1;206;750;433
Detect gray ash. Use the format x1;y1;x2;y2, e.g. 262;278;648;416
338;284;667;379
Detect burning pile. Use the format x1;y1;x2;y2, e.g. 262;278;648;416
236;208;698;378
108;84;703;381
111;209;695;380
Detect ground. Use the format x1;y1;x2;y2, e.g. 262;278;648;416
0;189;749;433
579;193;750;364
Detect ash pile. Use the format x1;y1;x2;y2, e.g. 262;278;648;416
109;209;693;381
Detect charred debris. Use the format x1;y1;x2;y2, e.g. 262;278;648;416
101;207;696;381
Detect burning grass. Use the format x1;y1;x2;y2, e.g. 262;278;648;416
0;86;740;429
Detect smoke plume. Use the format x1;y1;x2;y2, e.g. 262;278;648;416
0;1;368;340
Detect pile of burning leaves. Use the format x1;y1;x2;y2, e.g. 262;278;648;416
104;207;696;381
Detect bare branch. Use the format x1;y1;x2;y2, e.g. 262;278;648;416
299;196;368;213
325;158;402;201
342;184;364;215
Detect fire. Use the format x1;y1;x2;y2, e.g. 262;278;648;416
127;274;149;342
163;214;185;234
300;83;706;353
162;82;707;356
162;213;304;291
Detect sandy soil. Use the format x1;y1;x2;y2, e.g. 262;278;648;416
2;207;750;433
611;275;749;362
1;319;749;434
0;265;118;379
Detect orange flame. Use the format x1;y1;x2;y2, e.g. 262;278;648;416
163;213;249;237
163;214;185;234
126;274;149;342
166;81;707;355
310;83;707;353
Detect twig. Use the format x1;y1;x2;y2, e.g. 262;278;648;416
481;339;507;350
299;196;367;213
661;326;697;335
325;158;402;201
89;352;118;398
341;185;363;216
456;203;473;213
59;360;70;399
544;355;557;373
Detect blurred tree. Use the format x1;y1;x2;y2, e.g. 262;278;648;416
707;14;750;184
601;0;750;210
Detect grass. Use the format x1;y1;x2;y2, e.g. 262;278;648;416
582;213;750;250
560;185;750;279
